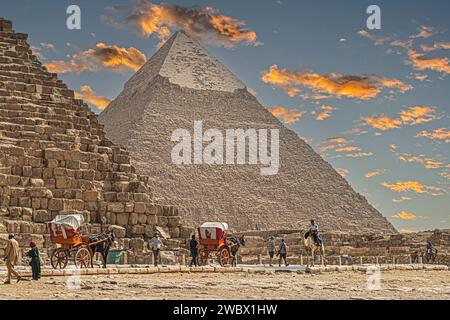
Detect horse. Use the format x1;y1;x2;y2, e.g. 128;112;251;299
423;248;438;264
303;232;325;267
88;230;114;268
227;235;245;267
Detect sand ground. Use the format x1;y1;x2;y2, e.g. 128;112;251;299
0;270;449;300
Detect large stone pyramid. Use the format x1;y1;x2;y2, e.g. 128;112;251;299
99;31;396;234
0;18;186;264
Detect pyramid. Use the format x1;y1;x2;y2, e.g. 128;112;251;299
99;31;396;234
0;18;185;264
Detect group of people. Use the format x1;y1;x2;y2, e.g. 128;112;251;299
3;233;41;284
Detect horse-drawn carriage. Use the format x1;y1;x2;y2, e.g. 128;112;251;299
197;222;231;266
48;214;113;269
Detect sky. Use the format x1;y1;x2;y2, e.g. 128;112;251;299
2;0;449;233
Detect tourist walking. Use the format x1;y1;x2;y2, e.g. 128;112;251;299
189;235;199;267
267;236;276;266
278;239;289;267
3;233;22;284
151;233;162;267
26;241;41;281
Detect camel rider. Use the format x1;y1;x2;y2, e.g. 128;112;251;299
309;220;322;246
426;241;433;254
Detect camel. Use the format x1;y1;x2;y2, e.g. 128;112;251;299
303;233;325;267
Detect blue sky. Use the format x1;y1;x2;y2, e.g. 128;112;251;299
2;0;449;232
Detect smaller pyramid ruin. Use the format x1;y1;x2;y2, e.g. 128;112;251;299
0;18;188;264
100;31;396;234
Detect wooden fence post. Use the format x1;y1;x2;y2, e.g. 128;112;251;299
376;256;379;265
300;254;303;266
360;256;363;265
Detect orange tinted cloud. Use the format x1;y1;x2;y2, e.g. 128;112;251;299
382;181;427;193
407;49;450;74
44;43;147;74
344;152;373;158
314;105;335;121
104;1;260;47
398;106;437;125
417;128;450;143
364;115;402;131
261;65;412;100
382;180;445;196
75;85;111;110
335;146;360;152
399;228;417;234
421;41;450;52
398;154;449;169
392;211;417;220
267;106;303;124
364;106;437;131
365;169;386;178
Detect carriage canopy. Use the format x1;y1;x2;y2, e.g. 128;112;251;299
198;222;228;240
49;214;85;239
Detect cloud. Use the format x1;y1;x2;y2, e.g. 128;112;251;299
392;196;412;203
407;49;450;74
344;152;373;158
74;85;111;110
365;169;386;178
364;106;438;131
44;43;147;74
397;154;449;169
267;106;303;124
382;180;446;196
421;41;450;52
360;26;450;76
103;1;260;48
261;65;412;101
364;115;403;131
399;228;417;234
439;170;450;180
416;128;450;143
392;211;417;220
337;168;349;177
314;105;335;121
335;146;361;152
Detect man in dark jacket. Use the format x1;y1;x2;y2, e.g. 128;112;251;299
189;235;199;267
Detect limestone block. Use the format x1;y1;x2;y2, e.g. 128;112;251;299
146;214;157;225
33;209;51;222
107;202;124;213
116;213;129;226
134;202;146;214
129;212;138;225
111;225;126;238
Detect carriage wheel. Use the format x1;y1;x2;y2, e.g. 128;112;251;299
74;248;91;269
219;247;230;267
198;249;209;266
51;248;69;269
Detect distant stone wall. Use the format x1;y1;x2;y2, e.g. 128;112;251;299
0;18;185;265
235;229;450;265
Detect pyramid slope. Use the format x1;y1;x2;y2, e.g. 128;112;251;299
99;32;396;234
0;18;184;263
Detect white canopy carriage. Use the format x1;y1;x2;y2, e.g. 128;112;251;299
197;222;231;266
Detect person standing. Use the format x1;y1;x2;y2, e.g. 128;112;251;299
3;233;22;284
151;233;162;267
278;239;289;267
267;236;276;267
26;241;41;281
189;235;199;267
